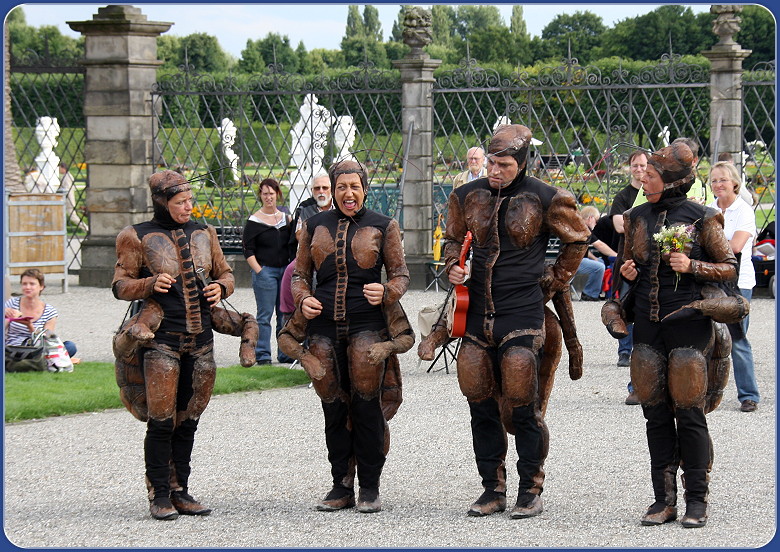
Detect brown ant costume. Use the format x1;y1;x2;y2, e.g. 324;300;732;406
290;160;413;513
423;124;590;519
112;170;256;520
601;142;747;528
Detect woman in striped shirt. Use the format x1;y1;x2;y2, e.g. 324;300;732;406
4;268;77;358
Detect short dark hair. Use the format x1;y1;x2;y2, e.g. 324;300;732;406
20;268;45;288
257;178;284;203
628;150;648;165
717;152;734;163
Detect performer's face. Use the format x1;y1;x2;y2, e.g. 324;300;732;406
167;190;194;223
641;164;665;203
334;173;364;216
486;154;519;189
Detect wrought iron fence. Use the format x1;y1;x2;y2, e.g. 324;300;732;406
432;53;719;230
9;50;87;271
151;62;402;252
10;51;775;267
742;61;776;229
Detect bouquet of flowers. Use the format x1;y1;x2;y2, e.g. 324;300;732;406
653;223;696;290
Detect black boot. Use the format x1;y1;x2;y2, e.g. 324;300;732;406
467;488;507;517
681;500;708;528
640;464;678;525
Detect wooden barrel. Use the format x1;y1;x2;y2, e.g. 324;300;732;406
6;192;66;275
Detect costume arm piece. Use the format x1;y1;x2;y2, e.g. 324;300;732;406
291;219;314;307
112;226;157;301
544;190;590;294
689;213;738;283
367;301;416;364
381;219;410;305
442;191;468;276
207;225;235;299
551;289;583;380
277;306;325;380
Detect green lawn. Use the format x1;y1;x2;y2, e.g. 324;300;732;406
4;362;310;423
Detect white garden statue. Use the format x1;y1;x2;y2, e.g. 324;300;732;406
25;116;61;193
288;93;332;208
219;118;241;182
333;115;356;162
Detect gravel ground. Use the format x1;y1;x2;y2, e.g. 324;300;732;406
3;279;776;549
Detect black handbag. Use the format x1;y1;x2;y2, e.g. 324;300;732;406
5;333;47;372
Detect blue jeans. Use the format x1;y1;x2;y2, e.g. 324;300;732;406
251;266;285;363
732;288;759;403
64;340;77;358
615;279;634;392
577;257;605;298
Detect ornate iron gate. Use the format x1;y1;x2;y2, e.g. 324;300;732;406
432;53;716;229
151;63;402;252
742;61;776;229
9;51;87;271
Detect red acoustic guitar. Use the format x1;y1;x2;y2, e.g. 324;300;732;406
447;231;472;338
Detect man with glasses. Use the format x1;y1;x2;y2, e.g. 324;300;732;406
453;146;486;189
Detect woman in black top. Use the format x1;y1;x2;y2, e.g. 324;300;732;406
242;178;292;364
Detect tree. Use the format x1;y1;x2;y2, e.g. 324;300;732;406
295;41;311;74
179;33;231;72
8;19;83;63
341;36;388;69
541;11;606;64
510;6;529;40
238;33;298;73
345;5;364;39
307;48;346;71
237;39;264;73
454;5;503;40
469;25;519;64
363;5;383;42
598;6;712;61
737;5;775;66
431;4;457;46
157;35;183;70
341;5;388;69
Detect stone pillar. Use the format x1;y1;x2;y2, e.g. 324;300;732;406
68;5;172;287
702;5;751;169
392;6;441;289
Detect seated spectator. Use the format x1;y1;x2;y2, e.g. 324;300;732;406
576;206;618;301
4;269;79;361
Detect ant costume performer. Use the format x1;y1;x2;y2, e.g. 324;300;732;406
112;170;255;521
601;142;747;528
431;124;590;519
290;160;412;514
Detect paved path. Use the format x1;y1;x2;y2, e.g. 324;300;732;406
3;282;776;548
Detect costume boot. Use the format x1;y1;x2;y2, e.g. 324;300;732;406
680;468;709;528
640;464;678;525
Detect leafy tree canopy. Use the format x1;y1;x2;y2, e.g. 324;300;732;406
737;5;776;66
238;33;298;73
454;5;503;40
541;11;606;64
598;5;712;61
7;8;83;63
